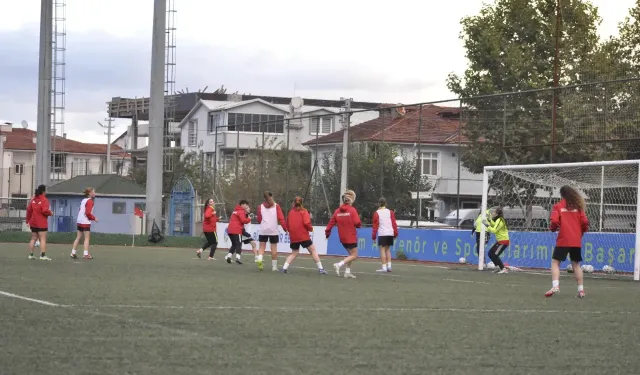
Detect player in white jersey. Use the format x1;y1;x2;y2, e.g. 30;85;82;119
372;197;398;273
71;187;98;260
256;191;288;271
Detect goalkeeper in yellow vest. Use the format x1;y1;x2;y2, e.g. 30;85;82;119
471;209;492;257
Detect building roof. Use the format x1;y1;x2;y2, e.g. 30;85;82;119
0;127;129;156
302;104;465;146
47;174;146;197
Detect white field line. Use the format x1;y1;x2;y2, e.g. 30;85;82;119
64;304;636;315
0;290;61;306
0;290;221;343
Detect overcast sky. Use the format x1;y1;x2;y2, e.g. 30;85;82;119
0;0;635;144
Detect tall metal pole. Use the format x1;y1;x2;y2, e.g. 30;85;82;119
339;98;352;204
98;118;114;174
416;105;422;228
455;101;462;228
380;109;385;198
36;0;53;187
551;0;562;163
145;0;167;232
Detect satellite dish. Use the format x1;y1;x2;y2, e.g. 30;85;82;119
21;120;28;129
290;97;303;110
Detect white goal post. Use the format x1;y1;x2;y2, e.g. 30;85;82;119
478;159;640;281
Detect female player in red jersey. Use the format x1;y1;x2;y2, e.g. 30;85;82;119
71;187;98;260
545;185;590;298
281;196;326;274
26;184;53;261
225;200;251;264
372;197;398;273
325;189;362;279
197;198;219;260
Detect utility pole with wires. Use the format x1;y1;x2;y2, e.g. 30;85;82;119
98;118;115;174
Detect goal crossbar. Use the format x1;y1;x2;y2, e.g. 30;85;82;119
478;160;640;281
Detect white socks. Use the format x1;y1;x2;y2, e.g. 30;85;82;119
387;262;392;269
381;264;387;271
316;262;323;270
337;261;345;268
345;267;351;274
272;260;278;268
257;255;263;261
236;254;241;260
71;249;76;255
283;262;290;270
552;280;559;288
578;284;584;292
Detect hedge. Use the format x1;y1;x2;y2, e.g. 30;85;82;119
0;231;204;248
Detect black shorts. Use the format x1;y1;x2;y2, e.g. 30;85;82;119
342;243;358;250
259;235;279;244
30;227;47;233
377;236;394;247
241;230;254;244
77;225;90;232
290;240;313;250
553;246;582;262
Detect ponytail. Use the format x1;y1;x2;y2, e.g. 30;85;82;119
34;184;46;197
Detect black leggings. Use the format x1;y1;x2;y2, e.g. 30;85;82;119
488;242;508;270
227;234;241;255
202;232;218;257
475;232;489;255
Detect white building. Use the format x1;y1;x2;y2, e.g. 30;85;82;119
178;97;380;171
303;105;483;220
0;123;131;200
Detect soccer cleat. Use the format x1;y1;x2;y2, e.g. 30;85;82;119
577;290;585;298
235;258;243;265
318;269;327;275
226;255;232;264
257;259;263;271
70;253;78;259
208;257;216;260
83;254;93;260
375;268;387;273
272;267;278;272
28;254;36;260
39;256;52;261
333;263;341;276
196;250;202;259
344;272;356;279
497;269;508;274
387;268;392;273
281;269;289;274
544;287;560;297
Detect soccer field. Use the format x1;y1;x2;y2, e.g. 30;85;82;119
1;243;639;375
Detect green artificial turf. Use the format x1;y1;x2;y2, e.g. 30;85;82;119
1;243;639;375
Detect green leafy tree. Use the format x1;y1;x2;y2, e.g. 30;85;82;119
312;143;431;225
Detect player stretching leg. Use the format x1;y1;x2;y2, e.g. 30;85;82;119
197;198;219;260
372;198;398;273
545;185;590;298
71;187;98;260
225;200;251;264
26;184;53;261
256;191;288;271
282;197;326;274
326;190;362;279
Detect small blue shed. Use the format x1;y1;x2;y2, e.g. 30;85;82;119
46;174;147;235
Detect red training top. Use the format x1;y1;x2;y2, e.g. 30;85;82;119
227;205;251;235
202;205;218;233
550;199;589;248
26;195;53;229
287;206;313;243
325;204;362;244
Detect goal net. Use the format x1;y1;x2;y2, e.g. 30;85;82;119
478;160;640;281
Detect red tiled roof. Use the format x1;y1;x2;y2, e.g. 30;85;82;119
302;104;468;146
0;127;128;156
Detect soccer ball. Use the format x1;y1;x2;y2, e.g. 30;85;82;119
458;257;466;264
603;265;615;274
566;264;574;273
35;240;40;247
582;265;594;273
486;261;496;270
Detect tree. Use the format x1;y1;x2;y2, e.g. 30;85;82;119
447;0;606;173
311;143;431;225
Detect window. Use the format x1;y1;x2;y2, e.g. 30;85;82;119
14;164;24;175
205;152;215;168
310;117;333;135
73;158;89;176
51;153;67;173
188;120;198;147
420;152;439;176
208;112;222;133
461;201;479;209
112;202;126;214
111;160;123;174
227;113;284;134
134;202;146;212
222;150;246;171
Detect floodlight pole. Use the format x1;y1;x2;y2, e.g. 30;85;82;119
35;0;53;187
145;0;167;233
339;97;351;204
